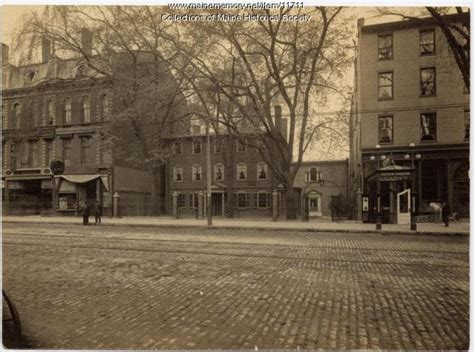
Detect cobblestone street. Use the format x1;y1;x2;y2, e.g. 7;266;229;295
2;223;469;349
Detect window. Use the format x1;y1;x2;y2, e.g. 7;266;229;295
76;65;86;77
47;100;54;125
378;116;393;143
80;137;91;164
190;193;199;208
10;143;16;169
257;192;271;208
236;163;247;180
214;163;224;181
174;166;183;182
173;141;182;155
257;162;268;180
378;34;393;60
82;96;91;123
420;68;436;97
12;103;21;129
2;104;7;130
62;138;72;165
235;192;249;208
44;139;53;166
420;29;435;55
378;72;393;100
64;99;72;124
100;94;110;121
236;139;247;152
214;139;222;153
192;139;202;154
27;140;38;167
177;193;186;208
2;142;6;171
420;112;437;141
305;167;321;182
193;164;202;181
464;109;470;140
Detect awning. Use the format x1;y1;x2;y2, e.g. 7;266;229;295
60;175;102;184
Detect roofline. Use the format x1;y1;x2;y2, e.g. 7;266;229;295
360;12;469;34
295;159;348;165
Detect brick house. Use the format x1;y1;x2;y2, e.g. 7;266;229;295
1;36;183;216
350;14;470;223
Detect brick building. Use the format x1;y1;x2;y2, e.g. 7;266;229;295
1;36;181;216
350;14;470;223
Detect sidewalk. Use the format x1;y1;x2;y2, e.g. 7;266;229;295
2;215;469;236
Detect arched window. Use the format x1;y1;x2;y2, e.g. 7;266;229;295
47;100;55;125
305;167;321;182
12;103;21;129
101;94;110;121
82;96;90;123
64;98;72;125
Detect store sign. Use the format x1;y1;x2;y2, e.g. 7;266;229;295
7;181;24;190
41;179;53;189
379;171;411;182
50;160;65;175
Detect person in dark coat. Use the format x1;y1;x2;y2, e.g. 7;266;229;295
441;201;450;227
82;202;90;226
95;201;102;225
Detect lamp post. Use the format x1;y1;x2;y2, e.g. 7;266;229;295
404;143;422;231
370;144;386;230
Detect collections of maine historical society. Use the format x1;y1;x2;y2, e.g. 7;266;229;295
161;13;312;22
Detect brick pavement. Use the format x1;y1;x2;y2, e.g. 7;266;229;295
2;223;469;349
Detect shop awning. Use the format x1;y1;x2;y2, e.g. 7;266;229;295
60;175;102;184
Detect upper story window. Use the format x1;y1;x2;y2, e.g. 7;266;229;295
237;163;247;180
378;34;393;60
378;115;393;143
236;139;247;152
47;100;55;125
64;98;72;125
12;103;21;129
76;65;86;77
214;163;224;181
257;162;268;180
174;166;183;182
214;139;222;153
192;164;202;181
62;138;72;165
420;68;436;97
305;167;321;182
378;72;393;100
27;140;38;167
420;112;437;141
192;139;202;154
420;29;435;55
173;141;182;155
2;104;7;130
100;94;110;121
25;71;36;82
80;136;91;164
464;109;470;140
82;96;91;123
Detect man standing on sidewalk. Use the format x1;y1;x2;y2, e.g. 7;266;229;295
95;201;102;225
442;202;450;227
82;202;90;226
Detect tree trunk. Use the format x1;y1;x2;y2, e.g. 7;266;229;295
285;187;297;220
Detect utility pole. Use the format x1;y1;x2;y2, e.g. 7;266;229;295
206;107;213;226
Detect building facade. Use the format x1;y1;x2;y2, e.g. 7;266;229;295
350;14;470;223
1;37;178;217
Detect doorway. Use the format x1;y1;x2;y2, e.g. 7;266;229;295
212;193;223;216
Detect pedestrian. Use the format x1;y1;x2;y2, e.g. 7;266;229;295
95;201;102;225
82;202;90;226
441;201;450;227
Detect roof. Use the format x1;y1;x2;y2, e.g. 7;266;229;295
360;12;469;34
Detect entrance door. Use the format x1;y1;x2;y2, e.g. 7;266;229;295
212;193;223;216
308;195;322;217
397;188;411;224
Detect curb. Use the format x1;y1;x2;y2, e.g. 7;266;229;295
2;219;469;237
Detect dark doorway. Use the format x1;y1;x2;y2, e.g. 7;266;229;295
212;193;223;216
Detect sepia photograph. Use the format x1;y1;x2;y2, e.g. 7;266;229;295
1;3;469;350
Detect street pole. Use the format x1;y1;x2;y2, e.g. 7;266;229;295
206;109;213;227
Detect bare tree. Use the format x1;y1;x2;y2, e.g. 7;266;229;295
14;6;194;215
171;7;352;219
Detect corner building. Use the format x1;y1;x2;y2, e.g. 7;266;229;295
352;14;469;223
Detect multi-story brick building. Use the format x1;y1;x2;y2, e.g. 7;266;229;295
1;35;181;216
350;14;470;223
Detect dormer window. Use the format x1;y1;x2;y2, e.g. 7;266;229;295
76;64;86;77
26;71;36;82
305;167;321;182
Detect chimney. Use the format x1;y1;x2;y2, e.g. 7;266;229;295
81;28;93;57
2;43;9;66
42;37;51;63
